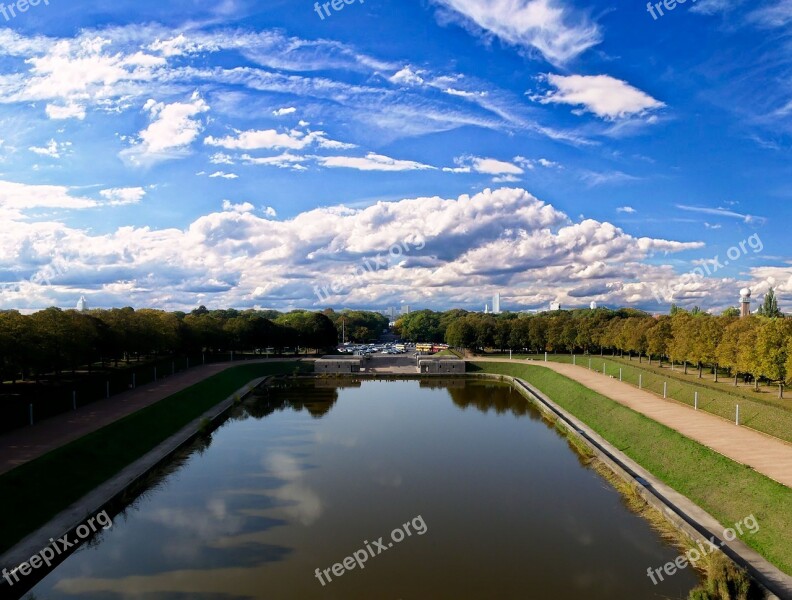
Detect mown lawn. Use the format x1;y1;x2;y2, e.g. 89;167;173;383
470;361;792;576
484;353;792;444
0;361;307;554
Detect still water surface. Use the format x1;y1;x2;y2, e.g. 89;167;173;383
29;379;699;599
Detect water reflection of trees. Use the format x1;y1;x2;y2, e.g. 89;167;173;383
244;382;339;419
448;382;540;418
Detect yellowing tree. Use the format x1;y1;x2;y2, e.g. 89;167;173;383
758;318;789;383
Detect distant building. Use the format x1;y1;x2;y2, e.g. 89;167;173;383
590;301;598;310
418;357;465;375
76;296;88;312
740;288;752;318
315;356;363;374
484;304;489;314
492;293;501;314
401;305;411;316
550;302;561;311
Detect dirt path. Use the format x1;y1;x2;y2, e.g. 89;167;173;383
0;359;300;476
473;358;792;489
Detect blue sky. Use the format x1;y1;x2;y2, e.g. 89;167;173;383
0;0;789;313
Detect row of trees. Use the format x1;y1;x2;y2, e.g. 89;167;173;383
0;307;387;383
396;302;792;386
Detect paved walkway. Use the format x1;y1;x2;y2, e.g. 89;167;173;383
473;358;792;489
0;359;301;476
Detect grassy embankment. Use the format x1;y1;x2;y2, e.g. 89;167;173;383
0;361;308;555
470;361;792;579
482;353;792;444
434;348;464;358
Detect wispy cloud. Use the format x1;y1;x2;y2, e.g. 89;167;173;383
676;204;767;225
432;0;601;65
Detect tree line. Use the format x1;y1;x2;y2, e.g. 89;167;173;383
0;306;388;383
396;294;792;387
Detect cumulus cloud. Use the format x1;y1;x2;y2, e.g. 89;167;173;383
121;92;209;166
432;0;601;65
389;66;427;86
0;187;725;313
0;180;97;216
99;187;147;206
533;74;665;120
5;33;167;120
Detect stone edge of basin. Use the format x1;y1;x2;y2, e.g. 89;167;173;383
0;375;271;598
474;372;792;600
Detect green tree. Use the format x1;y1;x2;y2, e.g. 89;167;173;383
758;288;782;318
757;318;790;383
646;316;671;364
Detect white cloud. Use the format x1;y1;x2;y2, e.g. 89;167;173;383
314;152;436;172
99;187;147;206
445;156;524;176
432;0;601;65
0;180;97;216
241;152;308;170
676;204;767;225
209;171;239;179
272;106;297;116
205;128;353;151
9;34;167;120
690;0;743;14
389;66;426;86
579;170;638;187
617;206;637;214
1;187;748;313
209;152;235;165
748;0;792;27
45;103;87;120
121;92;209;166
534;74;665;120
222;200;255;213
515;156;561;170
29;139;72;159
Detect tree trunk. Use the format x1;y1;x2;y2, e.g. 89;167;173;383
698;363;702;379
684;361;688;375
